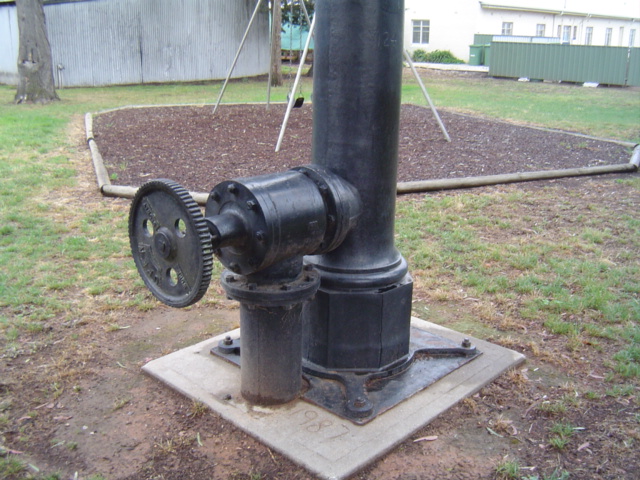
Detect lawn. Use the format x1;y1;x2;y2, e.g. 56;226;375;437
0;70;639;479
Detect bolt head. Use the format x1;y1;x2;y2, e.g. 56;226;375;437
353;397;367;408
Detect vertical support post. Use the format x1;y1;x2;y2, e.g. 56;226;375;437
304;0;413;372
239;303;304;405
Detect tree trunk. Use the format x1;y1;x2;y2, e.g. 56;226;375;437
15;0;59;104
270;1;283;87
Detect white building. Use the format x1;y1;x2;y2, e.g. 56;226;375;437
404;1;640;62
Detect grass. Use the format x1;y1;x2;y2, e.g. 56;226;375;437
401;73;640;143
523;470;570;480
0;71;639;479
495;457;521;479
395;183;640;377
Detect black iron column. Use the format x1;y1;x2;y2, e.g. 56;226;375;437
304;0;413;372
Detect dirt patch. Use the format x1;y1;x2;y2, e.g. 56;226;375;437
2;101;639;480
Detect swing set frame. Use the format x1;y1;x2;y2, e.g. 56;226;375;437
213;0;449;151
213;0;312;115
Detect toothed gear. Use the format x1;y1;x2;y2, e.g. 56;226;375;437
129;179;213;308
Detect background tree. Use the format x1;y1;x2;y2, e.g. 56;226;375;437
270;1;283;86
15;0;58;104
271;1;315;86
282;0;314;28
281;0;314;77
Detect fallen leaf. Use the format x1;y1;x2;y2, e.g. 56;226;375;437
413;435;438;443
53;416;73;422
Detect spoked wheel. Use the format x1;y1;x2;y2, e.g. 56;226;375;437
128;179;213;307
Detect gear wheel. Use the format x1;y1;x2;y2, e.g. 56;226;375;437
129;179;213;308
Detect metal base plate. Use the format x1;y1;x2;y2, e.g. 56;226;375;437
212;326;481;424
142;317;525;480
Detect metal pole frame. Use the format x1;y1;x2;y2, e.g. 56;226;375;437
403;50;451;142
299;0;311;27
275;13;316;152
213;0;264;115
266;1;274;109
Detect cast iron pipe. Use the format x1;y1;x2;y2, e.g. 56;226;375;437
303;0;414;372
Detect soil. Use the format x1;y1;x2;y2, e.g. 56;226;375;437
2;87;639;480
93;103;632;193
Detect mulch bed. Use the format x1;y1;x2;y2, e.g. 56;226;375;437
93;103;632;193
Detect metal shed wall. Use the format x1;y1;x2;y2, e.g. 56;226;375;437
0;4;18;84
1;0;269;87
489;42;640;87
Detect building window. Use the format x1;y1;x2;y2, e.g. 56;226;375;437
631;29;637;47
502;22;513;35
562;26;571;43
573;26;577;40
585;27;593;45
619;26;625;46
536;24;545;37
412;20;430;44
605;28;612;46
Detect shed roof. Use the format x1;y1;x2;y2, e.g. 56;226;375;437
479;1;640;21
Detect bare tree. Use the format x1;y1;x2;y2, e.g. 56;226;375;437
15;0;59;104
270;1;283;86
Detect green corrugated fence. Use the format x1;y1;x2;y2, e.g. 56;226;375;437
488;43;640;87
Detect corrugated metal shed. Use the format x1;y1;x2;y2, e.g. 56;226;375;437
0;2;18;84
0;0;269;87
489;42;640;86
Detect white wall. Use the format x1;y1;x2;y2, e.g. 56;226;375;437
404;1;640;63
404;1;481;62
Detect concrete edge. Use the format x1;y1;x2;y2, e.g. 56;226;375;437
141;317;526;480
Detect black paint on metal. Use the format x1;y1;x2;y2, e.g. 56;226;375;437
211;326;482;424
130;0;485;418
128;179;213;308
237;301;305;405
204;167;360;276
302;328;481;425
304;0;414;373
202;168;359;405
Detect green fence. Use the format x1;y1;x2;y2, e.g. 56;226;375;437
488;43;640;87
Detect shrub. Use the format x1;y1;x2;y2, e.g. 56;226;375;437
411;49;464;64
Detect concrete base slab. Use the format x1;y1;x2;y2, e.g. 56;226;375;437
143;317;525;480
